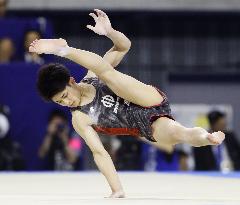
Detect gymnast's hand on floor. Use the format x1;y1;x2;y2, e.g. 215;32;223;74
107;190;125;198
87;9;113;36
29;38;68;55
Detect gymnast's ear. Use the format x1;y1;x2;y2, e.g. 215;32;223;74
69;77;77;87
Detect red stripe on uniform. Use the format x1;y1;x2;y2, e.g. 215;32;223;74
150;114;175;124
92;126;140;137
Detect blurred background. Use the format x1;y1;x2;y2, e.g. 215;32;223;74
0;0;239;172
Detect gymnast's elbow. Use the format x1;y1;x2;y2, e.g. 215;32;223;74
93;148;109;155
97;60;115;79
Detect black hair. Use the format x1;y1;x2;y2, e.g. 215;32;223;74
37;63;70;101
207;110;225;126
48;109;68;123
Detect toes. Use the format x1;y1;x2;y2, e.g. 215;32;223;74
216;131;225;141
33;39;38;44
30;42;35;47
30;39;39;47
207;134;220;145
207;132;225;145
29;45;35;52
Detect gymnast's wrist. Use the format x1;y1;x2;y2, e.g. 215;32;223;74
106;28;116;38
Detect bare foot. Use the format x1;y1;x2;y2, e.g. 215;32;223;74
107;190;125;198
207;131;225;145
29;38;68;55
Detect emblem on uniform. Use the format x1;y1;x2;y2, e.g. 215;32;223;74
101;95;115;107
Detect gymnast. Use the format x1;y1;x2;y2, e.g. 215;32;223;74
29;9;225;198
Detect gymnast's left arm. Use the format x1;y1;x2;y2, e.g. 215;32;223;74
87;9;131;68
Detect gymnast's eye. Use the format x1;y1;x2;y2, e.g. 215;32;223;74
62;93;66;99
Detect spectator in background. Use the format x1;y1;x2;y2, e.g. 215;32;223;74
0;104;25;170
0;38;15;63
0;0;8;18
38;110;80;171
193;111;240;171
24;30;44;64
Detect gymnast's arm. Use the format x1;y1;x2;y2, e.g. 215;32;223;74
103;28;131;67
87;9;131;68
71;111;124;197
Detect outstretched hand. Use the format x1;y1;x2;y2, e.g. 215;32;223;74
87;9;113;36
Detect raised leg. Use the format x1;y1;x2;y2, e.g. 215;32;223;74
100;69;163;107
29;39;163;107
152;117;225;148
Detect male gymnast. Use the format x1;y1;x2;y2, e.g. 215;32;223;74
29;9;225;198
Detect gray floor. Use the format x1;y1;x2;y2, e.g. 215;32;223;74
0;172;239;205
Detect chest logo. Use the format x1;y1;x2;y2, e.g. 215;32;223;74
101;95;115;107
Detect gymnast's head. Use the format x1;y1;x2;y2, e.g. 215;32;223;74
37;63;81;107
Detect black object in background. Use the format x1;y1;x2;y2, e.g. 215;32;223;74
115;136;142;170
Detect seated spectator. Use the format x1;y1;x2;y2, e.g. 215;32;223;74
38;110;80;171
24;30;44;64
0;38;15;63
0;104;25;171
0;0;8;18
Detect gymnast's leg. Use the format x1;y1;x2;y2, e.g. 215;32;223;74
151;117;225;148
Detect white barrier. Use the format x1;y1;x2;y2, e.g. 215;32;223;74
8;0;240;11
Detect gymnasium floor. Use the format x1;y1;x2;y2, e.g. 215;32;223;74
0;172;239;205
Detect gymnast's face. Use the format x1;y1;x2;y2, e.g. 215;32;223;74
52;77;81;107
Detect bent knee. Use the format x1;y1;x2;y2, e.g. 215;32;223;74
92;148;109;156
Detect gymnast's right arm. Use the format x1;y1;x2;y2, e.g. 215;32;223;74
71;111;124;197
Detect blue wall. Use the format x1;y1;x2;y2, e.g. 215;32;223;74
0;62;87;170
